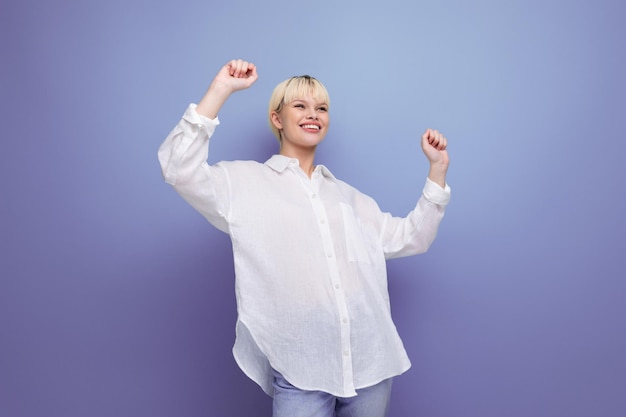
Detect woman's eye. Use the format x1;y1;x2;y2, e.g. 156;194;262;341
318;107;328;112
294;104;305;108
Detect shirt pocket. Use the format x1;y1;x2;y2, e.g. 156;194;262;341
340;203;374;265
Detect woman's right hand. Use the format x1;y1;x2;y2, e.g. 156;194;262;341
212;59;258;94
197;59;258;119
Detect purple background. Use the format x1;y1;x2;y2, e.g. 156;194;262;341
2;0;625;416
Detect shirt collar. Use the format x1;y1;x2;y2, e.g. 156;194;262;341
265;154;336;180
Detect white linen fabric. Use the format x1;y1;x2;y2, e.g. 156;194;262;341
158;104;451;397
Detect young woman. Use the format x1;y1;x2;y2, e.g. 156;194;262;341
158;59;451;417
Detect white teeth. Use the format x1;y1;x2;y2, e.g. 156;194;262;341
302;124;320;130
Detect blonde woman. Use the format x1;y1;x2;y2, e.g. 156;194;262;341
158;59;451;417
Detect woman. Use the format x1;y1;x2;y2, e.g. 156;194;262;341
158;59;451;417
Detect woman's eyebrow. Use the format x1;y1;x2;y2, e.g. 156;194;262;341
289;98;328;107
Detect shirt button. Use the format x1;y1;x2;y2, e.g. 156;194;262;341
320;219;326;224
342;318;348;324
311;194;317;199
343;350;350;356
335;284;340;289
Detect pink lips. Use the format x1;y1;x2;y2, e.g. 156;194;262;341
300;122;321;132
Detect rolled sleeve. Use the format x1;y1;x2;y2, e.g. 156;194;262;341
182;103;220;131
422;178;451;206
158;104;220;185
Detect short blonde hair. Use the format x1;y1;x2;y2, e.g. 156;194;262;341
268;75;330;141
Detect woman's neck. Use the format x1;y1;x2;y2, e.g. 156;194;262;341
279;146;316;178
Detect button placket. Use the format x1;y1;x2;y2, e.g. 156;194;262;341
304;176;355;394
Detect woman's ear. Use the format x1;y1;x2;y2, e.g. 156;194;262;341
270;111;282;130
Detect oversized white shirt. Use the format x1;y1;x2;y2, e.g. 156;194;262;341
158;104;451;397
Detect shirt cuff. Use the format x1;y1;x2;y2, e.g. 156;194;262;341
423;177;451;206
182;103;220;133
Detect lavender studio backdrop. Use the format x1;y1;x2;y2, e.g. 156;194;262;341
1;0;625;416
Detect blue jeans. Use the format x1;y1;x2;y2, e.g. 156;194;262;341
272;369;393;417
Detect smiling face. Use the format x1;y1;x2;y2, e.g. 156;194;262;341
270;95;329;154
268;75;330;142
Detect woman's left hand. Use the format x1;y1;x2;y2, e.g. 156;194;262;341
421;128;449;187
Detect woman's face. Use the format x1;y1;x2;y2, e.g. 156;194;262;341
271;95;329;152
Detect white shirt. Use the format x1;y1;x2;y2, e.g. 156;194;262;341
158;104;451;397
